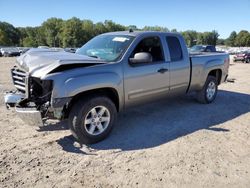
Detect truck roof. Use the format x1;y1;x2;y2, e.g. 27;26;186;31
101;31;181;37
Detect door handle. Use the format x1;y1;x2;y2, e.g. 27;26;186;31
157;68;168;74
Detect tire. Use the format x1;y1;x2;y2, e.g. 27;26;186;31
197;76;218;104
68;96;117;144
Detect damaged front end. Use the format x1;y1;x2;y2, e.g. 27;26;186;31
4;48;105;127
4;66;54;127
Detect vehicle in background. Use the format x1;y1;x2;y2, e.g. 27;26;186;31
50;47;64;52
64;48;76;53
190;45;216;53
0;47;20;57
4;31;229;144
233;51;250;63
247;56;250;63
17;47;24;54
17;47;31;55
0;46;4;57
38;46;50;49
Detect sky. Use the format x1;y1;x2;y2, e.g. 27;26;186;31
0;0;249;39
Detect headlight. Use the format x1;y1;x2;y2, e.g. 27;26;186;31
30;77;53;100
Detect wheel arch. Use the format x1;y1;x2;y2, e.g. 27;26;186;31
207;69;222;85
63;87;120;119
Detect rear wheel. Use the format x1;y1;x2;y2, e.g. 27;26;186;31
197;76;218;104
68;96;117;144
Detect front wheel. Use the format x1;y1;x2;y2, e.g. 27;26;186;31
68;96;117;144
197;76;218;104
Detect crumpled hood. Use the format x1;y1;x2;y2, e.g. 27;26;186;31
16;48;105;77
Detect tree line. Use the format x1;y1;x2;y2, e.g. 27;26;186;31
0;17;249;48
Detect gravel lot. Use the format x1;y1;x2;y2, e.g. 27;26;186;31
0;57;249;188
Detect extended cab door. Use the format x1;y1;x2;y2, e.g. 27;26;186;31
165;35;190;94
123;35;170;107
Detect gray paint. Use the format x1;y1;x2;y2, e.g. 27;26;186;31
8;31;229;124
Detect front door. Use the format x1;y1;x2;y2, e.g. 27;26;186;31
123;36;170;107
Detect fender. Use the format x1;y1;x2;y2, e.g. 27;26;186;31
64;72;122;97
50;72;123;108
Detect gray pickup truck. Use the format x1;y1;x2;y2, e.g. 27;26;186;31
4;31;229;144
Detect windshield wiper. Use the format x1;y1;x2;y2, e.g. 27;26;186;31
86;55;108;62
88;55;99;59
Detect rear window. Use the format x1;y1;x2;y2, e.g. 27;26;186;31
205;46;216;52
166;36;183;62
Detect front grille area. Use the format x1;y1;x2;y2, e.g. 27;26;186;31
11;67;28;94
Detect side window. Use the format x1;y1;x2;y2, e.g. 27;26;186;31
205;46;213;52
131;36;164;63
206;47;212;52
166;36;183;62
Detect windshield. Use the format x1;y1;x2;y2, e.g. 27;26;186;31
76;35;135;62
190;45;205;52
4;48;18;52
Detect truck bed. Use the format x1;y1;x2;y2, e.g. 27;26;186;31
189;51;227;57
188;52;229;92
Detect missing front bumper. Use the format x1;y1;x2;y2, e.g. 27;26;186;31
4;92;44;127
15;107;44;127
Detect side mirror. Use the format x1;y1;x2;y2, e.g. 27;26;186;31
129;52;152;64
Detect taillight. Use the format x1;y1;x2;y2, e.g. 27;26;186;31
224;58;229;70
224;58;229;64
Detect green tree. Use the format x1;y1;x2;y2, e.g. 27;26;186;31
82;20;95;43
21;27;39;47
23;37;37;47
94;22;107;36
181;30;198;47
171;29;177;33
0;21;20;46
41;17;63;47
0;28;11;45
142;26;169;32
225;31;237;46
197;30;219;46
17;27;27;46
104;20;126;32
62;17;84;47
234;30;250;47
127;25;138;31
5;17;250;48
217;38;225;45
36;26;47;46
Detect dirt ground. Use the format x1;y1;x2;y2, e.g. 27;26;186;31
0;57;249;188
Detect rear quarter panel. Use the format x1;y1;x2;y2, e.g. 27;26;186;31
189;53;229;91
